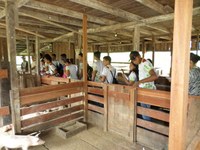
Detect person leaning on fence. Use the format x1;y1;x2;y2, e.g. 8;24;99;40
100;56;116;84
130;51;158;121
43;54;58;77
189;53;200;96
121;62;138;86
92;51;104;82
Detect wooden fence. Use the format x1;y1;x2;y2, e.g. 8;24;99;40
16;78;85;133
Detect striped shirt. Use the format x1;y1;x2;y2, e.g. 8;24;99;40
189;67;200;96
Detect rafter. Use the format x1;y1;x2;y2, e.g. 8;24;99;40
24;1;117;25
0;22;45;38
69;0;169;34
134;0;172;14
0;0;30;19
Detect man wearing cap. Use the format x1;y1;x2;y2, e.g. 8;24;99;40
130;51;158;120
189;53;200;96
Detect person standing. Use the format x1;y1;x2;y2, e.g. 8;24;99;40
21;56;28;72
189;53;200;96
130;51;158;120
92;51;104;82
100;56;116;84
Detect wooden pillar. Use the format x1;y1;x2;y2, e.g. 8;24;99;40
35;35;41;86
82;14;88;122
0;38;11;126
142;39;146;59
133;27;140;51
26;36;31;74
197;32;199;55
152;35;156;65
5;0;21;133
169;0;193;149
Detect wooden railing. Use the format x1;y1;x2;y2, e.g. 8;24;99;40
136;88;170;136
0;69;8;79
0;106;10;117
18;80;85;133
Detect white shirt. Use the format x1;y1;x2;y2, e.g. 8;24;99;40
139;60;156;89
46;64;56;75
101;65;116;84
93;60;104;81
66;65;78;79
52;60;60;67
128;72;137;82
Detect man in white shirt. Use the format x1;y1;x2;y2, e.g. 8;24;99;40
130;51;158;120
101;56;116;84
92;51;104;82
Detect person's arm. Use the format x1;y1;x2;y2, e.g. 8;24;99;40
65;66;70;77
138;69;158;84
122;74;134;86
100;75;106;82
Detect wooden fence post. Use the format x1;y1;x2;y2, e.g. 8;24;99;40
104;84;108;132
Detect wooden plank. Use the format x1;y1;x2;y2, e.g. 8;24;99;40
169;0;193;149
0;106;10;116
133;27;140;51
137;88;170;99
137;118;169;136
20;81;83;96
87;81;104;87
108;90;129;101
22;111;84;132
88;87;104;96
88;94;104;104
137;94;170;109
88;104;104;114
20;87;83;106
137;106;169;122
21;105;84;127
41;76;71;84
103;84;108;131
21;96;84;115
0;69;8;78
35;34;41;86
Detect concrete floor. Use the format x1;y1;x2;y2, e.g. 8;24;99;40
30;125;151;150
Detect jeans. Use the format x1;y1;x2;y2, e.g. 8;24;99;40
140;103;151;121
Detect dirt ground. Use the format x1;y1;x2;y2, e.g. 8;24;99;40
30;125;151;150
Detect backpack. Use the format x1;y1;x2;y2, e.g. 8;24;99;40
87;64;93;81
54;63;63;77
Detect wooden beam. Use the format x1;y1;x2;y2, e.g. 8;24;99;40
20;12;80;34
0;23;45;38
0;69;8;78
133;27;140;51
24;1;117;25
5;0;21;134
69;0;169;34
135;0;169;14
82;14;88;123
0;0;30;19
26;36;31;74
35;33;41;86
69;0;142;21
84;6;200;34
169;0;193;149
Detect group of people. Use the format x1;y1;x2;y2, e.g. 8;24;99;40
22;51;200;96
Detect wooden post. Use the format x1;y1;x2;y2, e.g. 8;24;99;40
169;0;193;150
26;36;31;74
5;0;21;133
152;35;156;65
103;84;108;132
0;38;11;126
129;88;137;142
82;14;88;122
133;27;140;51
142;39;146;59
35;35;41;86
197;31;199;55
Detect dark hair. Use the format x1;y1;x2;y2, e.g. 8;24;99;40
79;52;83;57
44;54;52;62
103;56;111;63
190;53;200;64
130;62;139;81
61;54;67;59
63;58;71;64
52;54;56;57
130;51;140;60
94;51;101;59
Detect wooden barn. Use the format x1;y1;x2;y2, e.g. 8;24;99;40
0;0;200;150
